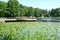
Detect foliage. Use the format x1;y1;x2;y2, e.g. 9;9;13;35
0;0;60;17
0;22;60;40
7;0;20;17
0;1;7;17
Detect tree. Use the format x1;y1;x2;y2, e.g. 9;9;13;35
20;8;25;16
55;8;60;17
1;0;60;17
7;0;20;17
50;9;57;17
0;1;7;17
34;8;42;17
42;10;49;17
29;7;34;16
26;7;34;17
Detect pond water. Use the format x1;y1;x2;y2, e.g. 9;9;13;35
37;17;60;22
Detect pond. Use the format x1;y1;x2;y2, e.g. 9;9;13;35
37;17;60;22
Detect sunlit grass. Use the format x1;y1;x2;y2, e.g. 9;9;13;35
0;22;60;40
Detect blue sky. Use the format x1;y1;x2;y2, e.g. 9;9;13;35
0;0;60;10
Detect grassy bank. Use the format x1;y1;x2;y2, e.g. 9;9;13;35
0;22;60;40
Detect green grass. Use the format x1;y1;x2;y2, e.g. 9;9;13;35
0;22;60;40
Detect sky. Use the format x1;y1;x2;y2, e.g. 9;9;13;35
0;0;60;10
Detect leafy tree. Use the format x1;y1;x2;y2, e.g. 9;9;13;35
1;0;60;17
0;1;7;17
23;7;29;16
20;8;25;16
55;8;60;17
48;10;51;17
26;7;34;17
42;10;49;17
34;8;42;17
7;0;20;17
50;9;58;17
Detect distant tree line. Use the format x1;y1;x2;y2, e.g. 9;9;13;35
0;0;60;17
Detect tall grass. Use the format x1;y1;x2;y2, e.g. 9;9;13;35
0;22;60;40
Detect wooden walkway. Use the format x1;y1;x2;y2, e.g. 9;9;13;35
0;18;37;22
